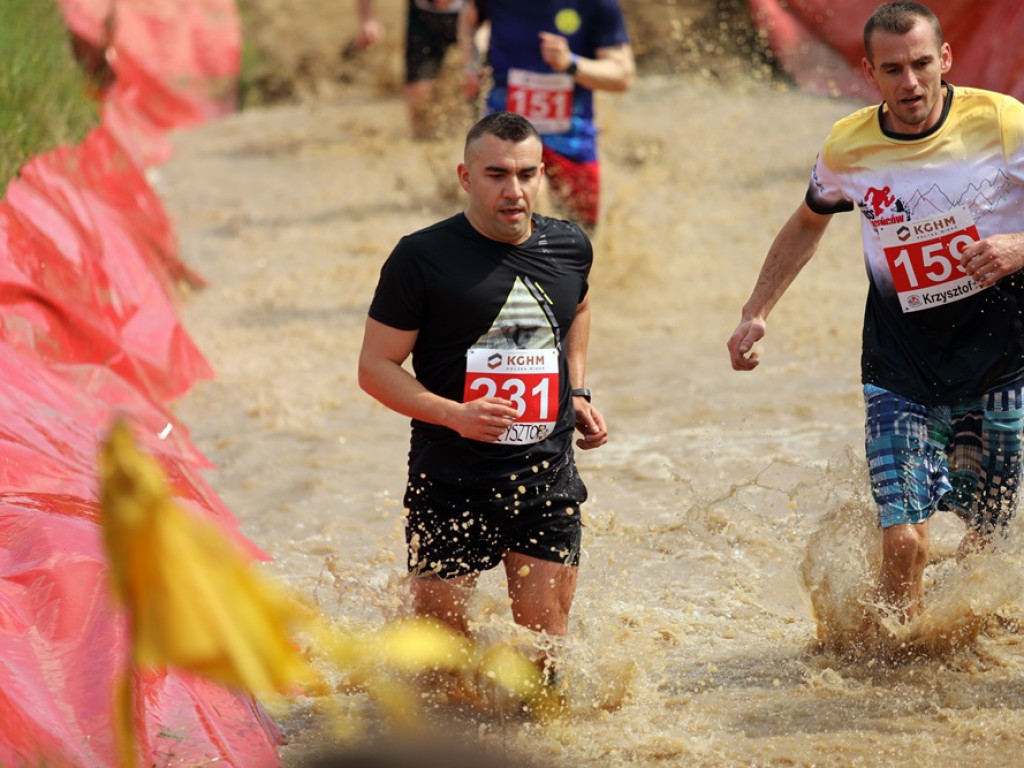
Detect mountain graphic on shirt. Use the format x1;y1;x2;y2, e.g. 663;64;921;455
904;171;1011;222
472;276;558;350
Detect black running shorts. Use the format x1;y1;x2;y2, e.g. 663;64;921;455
404;6;458;84
403;455;586;578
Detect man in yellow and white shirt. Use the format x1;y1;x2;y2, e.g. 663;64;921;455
728;2;1024;623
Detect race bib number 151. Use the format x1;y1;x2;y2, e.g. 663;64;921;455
878;205;983;312
506;68;574;135
464;348;559;444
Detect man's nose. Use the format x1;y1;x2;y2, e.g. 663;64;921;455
900;68;920;90
503;175;523;198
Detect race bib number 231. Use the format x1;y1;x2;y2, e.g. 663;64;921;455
464;348;559;444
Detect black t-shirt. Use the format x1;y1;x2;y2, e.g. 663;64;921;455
368;213;592;489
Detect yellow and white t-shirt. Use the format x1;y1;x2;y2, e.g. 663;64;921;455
807;83;1024;403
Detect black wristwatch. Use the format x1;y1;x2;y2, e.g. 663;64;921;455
571;387;591;402
565;54;579;76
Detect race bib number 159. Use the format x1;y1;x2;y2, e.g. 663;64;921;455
464;348;559;444
878;205;984;312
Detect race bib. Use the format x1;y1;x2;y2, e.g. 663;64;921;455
506;68;574;134
877;206;984;312
464;348;559;444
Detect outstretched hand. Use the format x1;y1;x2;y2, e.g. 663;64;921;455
574;400;608;450
356;19;384;49
727;317;766;371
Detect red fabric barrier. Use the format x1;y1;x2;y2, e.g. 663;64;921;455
3;139;213;402
747;1;1024;102
0;331;274;766
60;0;241;166
0;502;279;768
0;2;286;764
59;0;240;115
0;340;254;554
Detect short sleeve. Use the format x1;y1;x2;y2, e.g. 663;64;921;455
805;149;855;215
367;238;428;331
1001;95;1024;186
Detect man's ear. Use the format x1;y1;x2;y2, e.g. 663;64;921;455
457;162;471;192
861;56;879;91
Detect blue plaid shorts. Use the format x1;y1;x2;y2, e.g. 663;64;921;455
864;381;1024;533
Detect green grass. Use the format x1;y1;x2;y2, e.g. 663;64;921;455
0;0;100;197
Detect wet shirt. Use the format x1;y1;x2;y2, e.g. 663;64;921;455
806;84;1024;403
477;0;629;163
368;213;592;489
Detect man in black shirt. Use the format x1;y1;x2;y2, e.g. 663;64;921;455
359;112;607;654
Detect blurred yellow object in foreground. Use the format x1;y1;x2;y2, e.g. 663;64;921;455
99;419;559;766
100;418;319;694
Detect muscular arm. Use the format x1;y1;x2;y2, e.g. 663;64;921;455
358;317;518;442
539;34;635;92
727;201;833;371
564;293;608;449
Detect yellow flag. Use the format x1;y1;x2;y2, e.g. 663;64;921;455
100;418;319;693
99;419;559;766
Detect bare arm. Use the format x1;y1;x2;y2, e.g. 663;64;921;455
727;201;833;371
355;0;384;48
539;34;635;92
564;293;608;449
358;317;518;442
457;0;485;96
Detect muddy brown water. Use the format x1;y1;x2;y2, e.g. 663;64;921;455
158;73;1024;766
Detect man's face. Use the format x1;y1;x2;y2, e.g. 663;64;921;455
458;134;544;244
862;18;951;134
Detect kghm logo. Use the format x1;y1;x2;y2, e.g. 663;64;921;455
897;225;911;242
487;353;502;369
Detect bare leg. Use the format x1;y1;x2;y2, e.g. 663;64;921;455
877;521;930;620
503;552;578;636
955;527;985;560
409;572;478;635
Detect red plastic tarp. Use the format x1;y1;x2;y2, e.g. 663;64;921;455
0;1;289;764
1;126;212;403
59;0;241;165
747;1;1024;103
0;335;278;765
0;500;280;768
